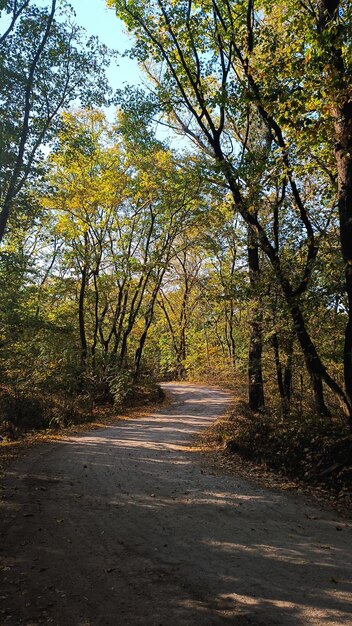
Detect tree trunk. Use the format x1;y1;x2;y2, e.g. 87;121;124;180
247;226;265;411
311;372;331;418
223;163;350;417
288;300;331;416
272;332;294;415
334;103;352;420
272;332;285;401
78;265;87;368
283;335;294;406
134;324;150;380
318;0;352;428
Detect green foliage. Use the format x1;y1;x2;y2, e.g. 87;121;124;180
1;0;352;475
0;106;208;432
0;0;115;241
112;0;352;423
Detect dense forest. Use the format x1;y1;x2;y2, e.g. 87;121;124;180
0;0;352;487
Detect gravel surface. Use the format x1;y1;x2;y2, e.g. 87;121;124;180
0;382;351;625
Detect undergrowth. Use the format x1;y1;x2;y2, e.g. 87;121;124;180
214;401;352;497
0;370;162;440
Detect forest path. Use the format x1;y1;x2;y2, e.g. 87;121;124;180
0;383;351;625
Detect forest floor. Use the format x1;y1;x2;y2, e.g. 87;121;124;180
196;389;352;519
0;382;351;625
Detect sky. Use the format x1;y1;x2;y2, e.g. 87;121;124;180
65;0;183;147
68;0;141;89
0;0;180;144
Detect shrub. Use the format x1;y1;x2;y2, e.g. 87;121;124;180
222;407;352;493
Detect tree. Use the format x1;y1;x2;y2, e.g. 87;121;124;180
0;0;113;243
0;0;31;44
42;109;204;398
112;0;352;424
158;242;203;379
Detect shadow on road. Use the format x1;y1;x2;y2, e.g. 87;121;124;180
1;384;351;625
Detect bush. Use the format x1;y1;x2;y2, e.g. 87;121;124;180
0;386;93;435
222;407;352;493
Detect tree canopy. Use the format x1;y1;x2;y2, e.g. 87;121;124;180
0;0;352;461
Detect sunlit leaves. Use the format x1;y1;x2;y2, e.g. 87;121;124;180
0;0;115;240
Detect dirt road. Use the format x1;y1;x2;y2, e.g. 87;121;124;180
0;383;351;625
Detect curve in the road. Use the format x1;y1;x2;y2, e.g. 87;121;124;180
0;383;351;625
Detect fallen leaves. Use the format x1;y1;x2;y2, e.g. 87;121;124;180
196;398;352;518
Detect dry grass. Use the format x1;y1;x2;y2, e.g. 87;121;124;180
196;390;352;519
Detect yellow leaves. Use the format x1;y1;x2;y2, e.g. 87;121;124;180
43;111;130;234
53;211;84;240
126;145;176;202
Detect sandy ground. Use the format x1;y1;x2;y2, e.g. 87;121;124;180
0;382;351;626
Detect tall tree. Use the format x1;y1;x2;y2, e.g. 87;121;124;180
112;0;352;420
158;243;203;379
0;0;113;242
317;0;352;418
43;109;203;395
